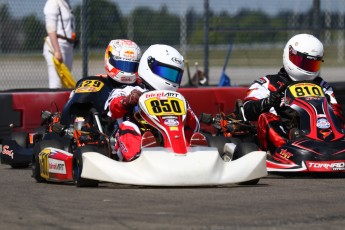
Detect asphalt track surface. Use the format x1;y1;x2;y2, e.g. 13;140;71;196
1;163;345;230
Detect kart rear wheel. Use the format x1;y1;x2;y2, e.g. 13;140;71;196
11;131;28;148
9;132;30;168
233;142;261;185
73;146;99;187
32;140;63;183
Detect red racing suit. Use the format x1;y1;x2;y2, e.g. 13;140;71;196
105;85;200;161
243;67;343;153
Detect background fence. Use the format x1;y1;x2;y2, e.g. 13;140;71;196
0;0;345;90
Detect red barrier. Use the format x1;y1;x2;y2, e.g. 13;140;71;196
178;87;248;116
1;87;248;136
179;87;248;133
11;91;71;132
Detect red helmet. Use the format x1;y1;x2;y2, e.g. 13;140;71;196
104;39;141;84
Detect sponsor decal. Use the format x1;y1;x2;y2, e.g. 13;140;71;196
144;91;179;99
319;129;332;139
305;96;323;101
2;145;14;159
164;92;179;98
119;141;128;153
124;50;135;58
48;158;67;174
255;78;266;85
171;57;182;65
164;119;179;127
307;160;345;171
120;77;133;82
75;86;98;93
278;149;293;159
145;91;166;99
316;118;330;129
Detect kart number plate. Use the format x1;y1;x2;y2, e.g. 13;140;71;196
75;80;104;93
289;83;324;98
39;149;51;179
144;98;186;116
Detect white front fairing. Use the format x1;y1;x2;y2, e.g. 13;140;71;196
79;89;267;186
80;147;267;186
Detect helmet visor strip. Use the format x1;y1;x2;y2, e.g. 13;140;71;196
109;54;139;73
148;58;183;84
288;45;323;72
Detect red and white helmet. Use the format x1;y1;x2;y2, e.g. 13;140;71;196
138;44;184;91
283;34;324;81
104;39;141;84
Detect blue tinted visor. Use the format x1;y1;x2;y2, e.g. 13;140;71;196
148;58;183;84
109;55;139;73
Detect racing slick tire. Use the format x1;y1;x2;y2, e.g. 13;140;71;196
206;135;240;161
233;142;258;159
233;142;261;185
10;132;29;168
32;139;64;183
11;131;28;148
73;146;99;187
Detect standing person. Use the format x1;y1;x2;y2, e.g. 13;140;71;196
43;0;76;88
243;33;343;154
105;44;200;161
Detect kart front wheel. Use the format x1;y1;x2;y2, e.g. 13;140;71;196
233;142;261;185
73;146;99;187
207;136;240;161
233;142;258;160
32;140;63;183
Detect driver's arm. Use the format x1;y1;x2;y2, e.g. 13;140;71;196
105;86;144;119
243;78;281;121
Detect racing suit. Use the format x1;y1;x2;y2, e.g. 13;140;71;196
105;85;200;161
61;74;132;125
243;67;343;153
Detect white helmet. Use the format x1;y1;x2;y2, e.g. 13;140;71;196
104;39;141;84
138;44;184;91
283;34;324;81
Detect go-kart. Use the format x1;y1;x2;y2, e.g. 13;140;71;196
1;76;114;170
206;81;345;174
70;90;267;187
266;81;345;173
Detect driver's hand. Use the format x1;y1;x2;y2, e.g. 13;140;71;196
261;91;282;111
269;91;282;107
121;89;143;109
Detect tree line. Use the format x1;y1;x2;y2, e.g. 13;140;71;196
0;0;342;53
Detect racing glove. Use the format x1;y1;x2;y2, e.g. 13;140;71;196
121;89;143;110
261;91;282;111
